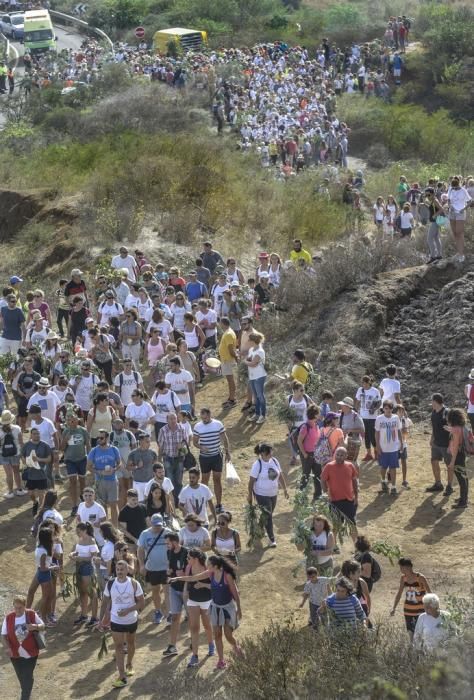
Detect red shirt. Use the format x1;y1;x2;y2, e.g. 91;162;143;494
321;460;358;502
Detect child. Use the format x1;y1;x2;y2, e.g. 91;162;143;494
155;263;169;285
55;279;70;339
396;404;413;487
318;391;334;427
178;410;193;440
299;567;334;627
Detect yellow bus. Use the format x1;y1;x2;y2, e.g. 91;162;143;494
153;27;208;54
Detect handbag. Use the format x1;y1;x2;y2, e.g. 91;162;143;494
27;610;46;650
435;214;448;227
183;443;197;471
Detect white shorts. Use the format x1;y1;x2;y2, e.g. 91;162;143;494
393;68;401;77
133;481;147;502
221;361;236;377
0;338;21;356
187;599;211;610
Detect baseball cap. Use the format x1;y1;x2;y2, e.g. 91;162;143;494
150;514;164;526
10;276;23;284
71;268;83;276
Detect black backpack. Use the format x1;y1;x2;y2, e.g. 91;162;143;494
2;431;17;458
370;555;382;583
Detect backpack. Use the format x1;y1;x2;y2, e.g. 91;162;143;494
370;555;382;583
313;428;335;466
462;426;474;456
118;370;139;397
2;431;17;458
106;576;138;596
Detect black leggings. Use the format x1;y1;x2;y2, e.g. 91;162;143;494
94;359;113;384
255;494;277;542
300;455;322;500
455;464;468;505
363;419;376;450
56;308;69;338
11;656;38;700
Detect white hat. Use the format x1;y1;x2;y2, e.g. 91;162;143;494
71;268;83;276
37;377;51;388
46;331;59;341
205;357;221;369
1;410;15;425
259;271;270;279
469;368;474;381
337;397;354;409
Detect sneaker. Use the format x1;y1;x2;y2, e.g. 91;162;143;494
70;505;78;518
402;481;409;488
216;659;227;670
208;642;216;656
247;414;258;422
379;481;389;493
48;613;57;624
443;485;454;497
361;452;373;462
241;402;252;412
222;399;237;408
154;610;164;624
451;502;467;509
256;416;266;425
187;654;199;668
112;678;127;688
4;491;15;499
32;500;39;516
425;482;443;493
162;644;178;657
125;666;135;677
73;615;88;625
390;487;397;496
15;489;28;496
268;539;277;548
85;617;99;628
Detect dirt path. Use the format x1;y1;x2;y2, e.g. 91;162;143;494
0;372;472;698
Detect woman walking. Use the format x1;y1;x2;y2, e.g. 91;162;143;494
424;187;446;263
247;442;289;548
26;526;56;626
2;594;45;700
86;393;116;447
446;407;469;508
355;375;381;462
1;409;25;499
181;548;215;667
211;511;241;565
88;328;114;384
69;522;100;627
119;309;142;366
304;515;335;575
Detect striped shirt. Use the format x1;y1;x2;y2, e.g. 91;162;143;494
193;419;225;456
403;575;427;617
326;593;366;625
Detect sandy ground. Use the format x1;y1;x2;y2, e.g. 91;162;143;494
0;373;471;699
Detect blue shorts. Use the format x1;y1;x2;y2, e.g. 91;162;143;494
379;451;400;469
169;587;185;615
65;458;87;477
77;561;94;577
37;568;52;584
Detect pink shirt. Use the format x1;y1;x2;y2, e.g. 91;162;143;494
299;423;320;453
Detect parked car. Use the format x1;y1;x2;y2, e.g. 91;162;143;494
1;13;24;40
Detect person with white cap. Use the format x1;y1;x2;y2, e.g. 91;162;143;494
25;312;49;348
137;513;172;624
0;409;26;498
27;378;60;424
464;368;474;432
64;269;88;307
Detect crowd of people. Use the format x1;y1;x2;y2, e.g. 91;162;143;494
0;233;472;697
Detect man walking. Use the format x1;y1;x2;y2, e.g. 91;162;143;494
157;413;187;505
137;514;172;625
426;394;450;494
321;446;359;541
375;401;403;495
87;429;121;525
193;407;231;513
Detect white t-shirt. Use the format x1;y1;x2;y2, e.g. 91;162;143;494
379;377;401;403
179;525;210;549
104;577;143;625
170;302;192;331
400;211;414;229
143;476;174;498
27;391;60;423
211;282;230;308
195;309;217;338
125;401;155;431
447;186;471;214
466;383;474;414
1;611;43;658
77;501;106;546
151;390;181;423
355;386;381;419
247;347;267;380
413;611;451;651
42;508;64;525
250;457;281;497
375;414;402;453
288;395;309;428
145;319;173;340
179;483;213;524
99;300;124;324
111;254;137;282
35;545;52;568
100;540;115;571
124;294;139;310
165;370;193;406
30;418;56;449
113;371;143;407
71;374;98;411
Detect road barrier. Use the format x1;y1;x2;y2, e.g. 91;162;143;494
0;30;19;69
50;9;113;50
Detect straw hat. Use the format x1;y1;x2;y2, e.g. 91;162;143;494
1;410;15;425
205;357;221;369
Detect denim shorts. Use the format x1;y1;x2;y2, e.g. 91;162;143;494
37;568;52;584
65;458;87;477
77;561;94;577
169;587;185;615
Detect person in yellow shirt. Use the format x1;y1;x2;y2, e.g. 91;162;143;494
289;239;312;266
218;317;238;408
291;349;313;386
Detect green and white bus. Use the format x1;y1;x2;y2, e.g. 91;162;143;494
23;9;56;54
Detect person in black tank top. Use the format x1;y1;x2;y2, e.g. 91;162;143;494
181;549;214;667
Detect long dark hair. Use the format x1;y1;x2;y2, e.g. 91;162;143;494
37;490;58;522
208;554;237;580
100;522;120;544
37;526;53;557
77;521;94;538
147;483;166;515
188;548;207;567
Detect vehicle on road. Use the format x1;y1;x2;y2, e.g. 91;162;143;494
23;8;55;54
153;27;207;54
0;13;24;41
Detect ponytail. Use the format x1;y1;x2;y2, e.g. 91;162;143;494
208;554;237;580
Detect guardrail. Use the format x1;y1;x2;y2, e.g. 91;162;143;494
0;30;19;69
50;9;114;50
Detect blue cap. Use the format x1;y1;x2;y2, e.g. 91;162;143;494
10;276;23;284
150;514;163;526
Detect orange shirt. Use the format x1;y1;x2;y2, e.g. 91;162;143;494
323;426;344;455
321;460;358;502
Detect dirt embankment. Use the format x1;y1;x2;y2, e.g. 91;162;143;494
293;258;474;417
